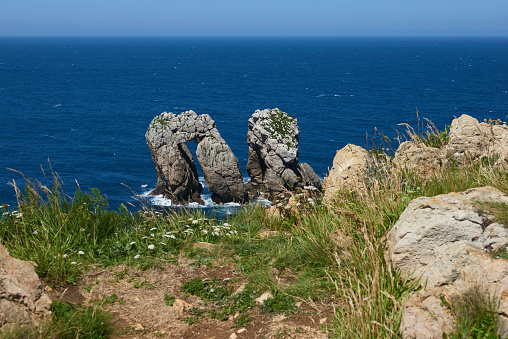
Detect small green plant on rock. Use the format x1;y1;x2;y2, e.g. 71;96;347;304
444;286;499;339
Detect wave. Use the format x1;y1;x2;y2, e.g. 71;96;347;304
316;93;342;98
139;177;267;213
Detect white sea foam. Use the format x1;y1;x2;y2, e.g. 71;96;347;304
317;93;343;98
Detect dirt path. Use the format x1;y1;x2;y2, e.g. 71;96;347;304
47;262;332;339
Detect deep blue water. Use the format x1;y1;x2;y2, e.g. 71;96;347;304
1;37;507;209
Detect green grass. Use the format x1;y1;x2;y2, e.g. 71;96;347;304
0;301;113;339
444;286;499;339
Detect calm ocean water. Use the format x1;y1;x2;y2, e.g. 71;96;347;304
0;37;507;210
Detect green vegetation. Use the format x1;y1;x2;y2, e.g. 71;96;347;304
258;108;297;147
0;301;113;339
443;286;499;339
1;117;508;338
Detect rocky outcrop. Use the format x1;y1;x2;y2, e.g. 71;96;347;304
0;245;52;332
146;110;246;203
385;187;508;338
245;108;321;199
447;114;508;162
195;135;246;203
393;141;447;178
322;144;377;200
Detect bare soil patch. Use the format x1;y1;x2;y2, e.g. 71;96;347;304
47;262;332;338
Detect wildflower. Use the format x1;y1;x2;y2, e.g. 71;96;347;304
80;228;85;232
192;220;199;224
223;222;231;227
151;233;155;237
134;254;140;259
169;234;176;239
63;254;68;258
150;227;157;231
78;251;85;255
296;202;301;207
202;230;208;234
148;244;155;250
33;230;38;235
130;241;136;245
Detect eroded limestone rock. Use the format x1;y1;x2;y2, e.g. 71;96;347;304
146;110;246;203
0;245;52;332
245;108;321;199
393;141;447;178
322;144;377;200
385;187;508;338
447;114;508;162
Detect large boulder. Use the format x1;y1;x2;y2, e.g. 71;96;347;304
322;144;377;200
146;110;246;203
393;141;447;178
447;114;508;162
385;187;508;338
0;245;52;332
245;108;321;199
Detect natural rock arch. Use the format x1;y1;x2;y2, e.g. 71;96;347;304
146;110;246;203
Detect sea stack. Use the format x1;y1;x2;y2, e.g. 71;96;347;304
145;110;247;204
245;108;322;199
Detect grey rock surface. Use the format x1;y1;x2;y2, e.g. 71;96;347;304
0;245;52;332
246;108;321;198
146;110;246;203
385;187;508;338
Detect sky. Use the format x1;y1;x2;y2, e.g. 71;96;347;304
1;0;507;37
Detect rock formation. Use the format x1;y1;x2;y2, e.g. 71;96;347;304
393;141;447;178
245;108;322;199
447;114;508;162
0;245;52;332
385;187;508;338
146;110;246;203
322;144;378;200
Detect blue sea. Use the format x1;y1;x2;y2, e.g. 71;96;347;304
1;37;507;211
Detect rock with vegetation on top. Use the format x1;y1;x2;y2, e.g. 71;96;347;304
0;245;52;332
322;144;378;200
385;186;508;338
447;114;508;162
245;108;321;199
146;110;246;203
393;141;447;178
